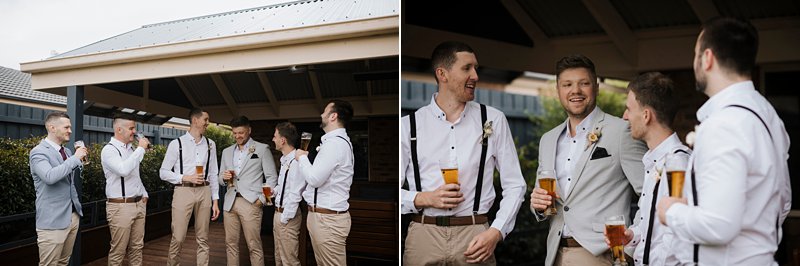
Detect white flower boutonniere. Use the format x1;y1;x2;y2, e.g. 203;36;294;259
315;145;321;152
480;121;493;145
585;126;602;151
685;125;698;148
248;145;256;155
654;167;663;181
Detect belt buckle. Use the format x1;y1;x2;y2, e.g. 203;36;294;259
435;216;450;226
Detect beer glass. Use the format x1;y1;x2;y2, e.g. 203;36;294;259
262;184;274;206
605;215;628;266
300;132;312;151
74;140;89;165
226;169;236;187
196;164;204;180
537;169;557;215
665;153;688;198
135;132;149;150
438;158;458;185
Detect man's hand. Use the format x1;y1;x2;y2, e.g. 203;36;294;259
211;200;220;221
74;147;88;160
413;184;464;209
530;187;558;212
657;197;687;226
222;170;232;182
604;228;633;247
464;227;502;263
142;197;148;205
137;137;150;149
295;150;309;161
181;174;204;184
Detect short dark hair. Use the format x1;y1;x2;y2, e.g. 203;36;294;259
699;17;758;76
112;113;136;127
229;116;250;128
431;41;476;83
556;54;598;84
328;99;353;127
628;72;678;128
188;108;206;123
45;111;70;126
275;122;299;148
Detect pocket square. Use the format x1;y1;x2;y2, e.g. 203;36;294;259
590;147;611;160
250;154;260;159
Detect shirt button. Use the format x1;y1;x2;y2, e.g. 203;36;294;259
646;171;650;174
642;193;645;196
451;126;454;129
564;206;570;212
641;217;644;220
568;178;571;181
558;231;561;236
451;147;454;149
567;158;571;161
573;140;576;143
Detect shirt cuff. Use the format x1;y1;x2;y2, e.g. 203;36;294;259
400;190;420;214
665;203;689;229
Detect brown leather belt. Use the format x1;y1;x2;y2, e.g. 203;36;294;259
411;214;488;226
175;181;209;187
107;196;143;203
276;207;284;213
307;206;347;214
235;193;243;197
560;237;582;248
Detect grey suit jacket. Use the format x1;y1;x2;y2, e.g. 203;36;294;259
533;109;646;266
29;140;84;230
218;140;277;212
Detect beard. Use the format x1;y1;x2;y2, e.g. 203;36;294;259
695;78;707;93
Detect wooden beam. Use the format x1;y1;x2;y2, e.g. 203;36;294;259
307;68;325;113
141;79;149;110
174;77;199;108
364;59;374;113
687;0;720;23
255;72;281;116
210;74;239;117
582;0;638;66
500;0;550;47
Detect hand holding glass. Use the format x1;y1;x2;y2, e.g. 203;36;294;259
438;159;458;185
262;184;273;206
537;169;557;215
665;153;688;198
74;140;89;165
300;132;312;151
605;215;628;266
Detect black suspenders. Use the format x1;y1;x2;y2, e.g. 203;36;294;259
313;136;352;207
689;105;774;264
643;149;689;265
176;137;211;179
279;160;291;207
408;104;488;215
105;143;126;197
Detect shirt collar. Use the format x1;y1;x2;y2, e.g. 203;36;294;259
109;137;130;150
642;133;682;169
696;81;755;123
428;92;470;123
321;128;347;142
44;138;62;150
182;132;206;144
562;106;599;137
236;138;253;152
281;149;296;165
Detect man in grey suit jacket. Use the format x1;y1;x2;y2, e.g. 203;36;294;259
219;116;277;266
29;111;88;266
530;54;646;266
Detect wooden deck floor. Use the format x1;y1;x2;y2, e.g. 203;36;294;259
84;221;275;265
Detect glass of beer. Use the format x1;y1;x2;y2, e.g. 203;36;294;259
196;164;204;180
666;153;688;198
135;133;149;150
605;215;628;266
537;169;557;215
262;184;273;206
74;140;89;165
438;158;458;185
226;169;235;187
300;132;312;151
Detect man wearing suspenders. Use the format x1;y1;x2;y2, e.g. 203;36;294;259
159;108;220;266
218;116;277;266
294;99;355;266
400;41;526;265
657;17;792;265
271;121;307;266
609;72;690;265
100;115;151;266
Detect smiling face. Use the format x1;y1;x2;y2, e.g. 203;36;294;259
272;128;285;151
232;126;251;146
191;112;210;134
438;51;479;102
49;117;72;144
556;67;598;119
623;90;646;140
116;119;136;144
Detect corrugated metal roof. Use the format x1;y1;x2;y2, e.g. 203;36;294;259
0;66;66;105
518;0;605;37
53;0;398;58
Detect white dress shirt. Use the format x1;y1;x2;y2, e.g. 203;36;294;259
101;137;148;199
232;138;253;175
276;149;306;224
626;133;688;265
299;128;353;212
400;94;526;239
159;133;220;200
554;106;598;238
666;81;792;265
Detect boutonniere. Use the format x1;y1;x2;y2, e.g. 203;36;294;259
685;125;698;148
479;121;493;145
585;126;602;151
315;145;321;152
654;166;663;181
248;145;256;155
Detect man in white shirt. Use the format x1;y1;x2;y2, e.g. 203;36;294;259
159;108;220;266
294;99;354;266
271;121;307;266
400;41;526;265
218;116;276;266
607;72;689;265
530;54;647;266
100;115;151;266
657;17;792;265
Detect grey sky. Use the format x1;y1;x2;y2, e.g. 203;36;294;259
0;0;287;70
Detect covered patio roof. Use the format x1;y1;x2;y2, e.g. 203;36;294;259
21;0;399;123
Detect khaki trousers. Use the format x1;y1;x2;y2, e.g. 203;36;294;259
307;211;351;266
36;212;80;266
223;197;264;266
403;221;496;266
106;201;147;266
273;211;302;266
554;246;613;266
168;186;211;266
